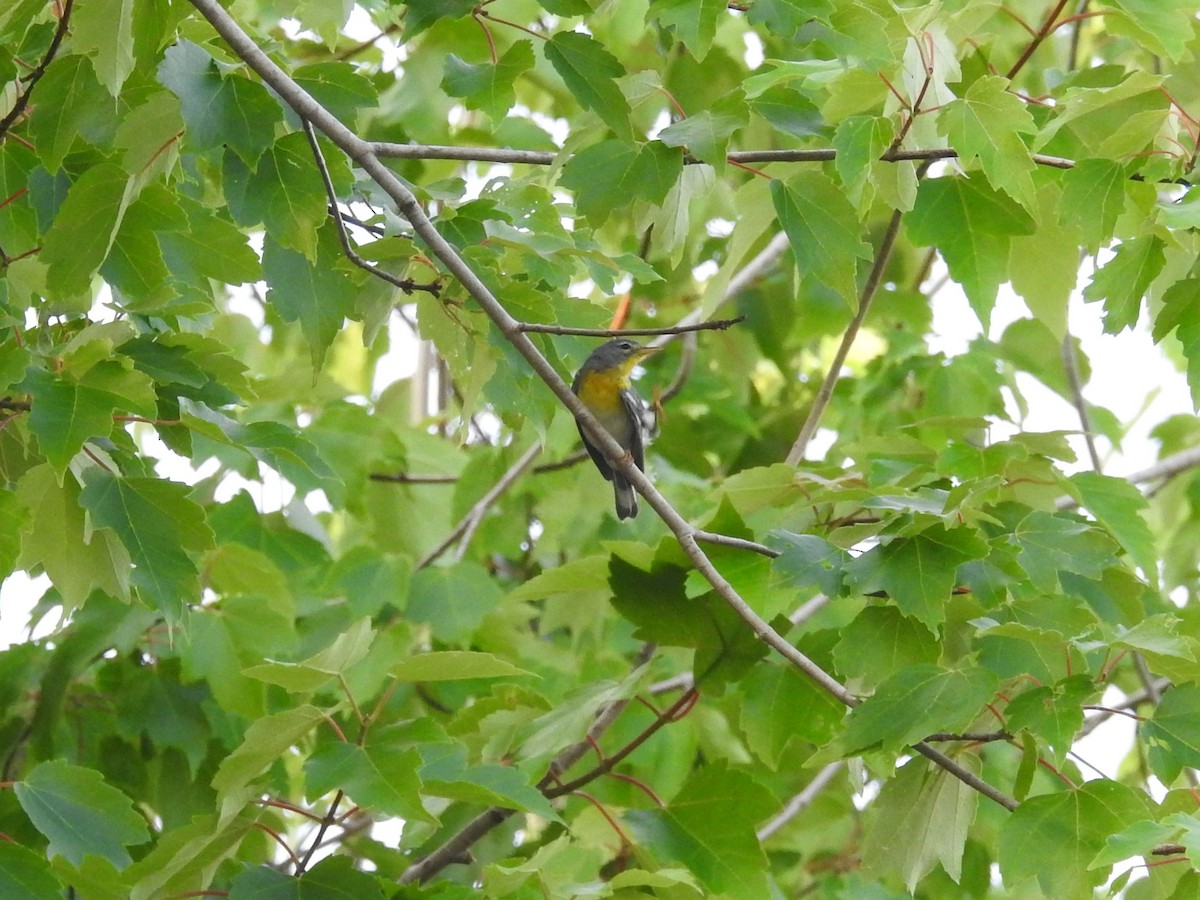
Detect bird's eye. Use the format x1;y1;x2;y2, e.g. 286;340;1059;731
620;340;633;349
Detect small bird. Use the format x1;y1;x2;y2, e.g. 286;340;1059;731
571;338;658;520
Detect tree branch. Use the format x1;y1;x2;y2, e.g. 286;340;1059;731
517;316;744;337
401;642;658;884
756;762;843;842
784;199;908;465
1055;443;1200;513
1006;0;1072;80
367;142;1077;171
414;441;543;570
0;0;76;140
301;119;441;297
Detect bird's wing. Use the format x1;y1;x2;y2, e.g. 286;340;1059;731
620;387;647;472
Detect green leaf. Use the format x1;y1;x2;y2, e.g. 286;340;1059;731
560;139;682;223
1008;183;1080;341
14;759;149;868
212;706;328;819
1104;0;1199;60
305;742;435;823
16;465;131;610
78;470;214;623
228;855;387;899
1003;675;1095;766
770;170;872;309
862;755;978;891
657;94;747;174
158;40;281;163
20;366;124;476
1090;817;1180;869
407;562;504;646
442;41;535;120
1112;614;1196;661
25;55;114;171
418;742;560;821
1144;682;1200;784
832;606;940;689
625;763;778;899
0;842;65;899
1082;235;1166;333
158;195;260;286
842;664;998;755
124;813;256;900
72;0;136;95
293;62;380;122
223;134;331;260
390;651;534;681
1069;471;1158;586
938;75;1037;207
1153;279;1200;407
262;230;358;372
844;525;988;632
607;555;768;692
906;175;1036;327
1012;511;1119;592
40;163;132;300
244;618;375;692
402;0;477;37
101;190;179;307
543;32;632;141
998;780;1149;896
833;114;893;201
646;0;726;61
769;531;847;598
1058;159;1128;252
737;662;842;767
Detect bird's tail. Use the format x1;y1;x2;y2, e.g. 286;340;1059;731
613;475;638;520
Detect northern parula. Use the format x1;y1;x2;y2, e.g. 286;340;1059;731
571;338;658;520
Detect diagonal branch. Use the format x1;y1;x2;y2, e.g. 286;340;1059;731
415;441;543;570
784;203;906;465
756;762;843;841
0;0;76;139
301;118;441;297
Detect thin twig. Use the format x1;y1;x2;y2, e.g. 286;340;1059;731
368;471;459;484
1006;0;1072;80
368;142;1077;171
912;743;1018;811
784;202;907;465
0;0;76;139
517;316;744;337
659;330;696;403
788;594;830;627
1057;444;1200;511
544;687;699;798
1061;334;1102;471
756;762;843;841
924;731;1012;743
415;441;543;569
693;530;779;558
1076;678;1170;738
1067;0;1091;72
301;119;441;297
401;643;657;884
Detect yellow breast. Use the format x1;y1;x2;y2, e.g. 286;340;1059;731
576;368;629;413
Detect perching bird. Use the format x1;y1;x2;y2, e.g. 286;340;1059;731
571;338;658;520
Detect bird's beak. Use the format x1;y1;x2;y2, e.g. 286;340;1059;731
635;345;660;360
